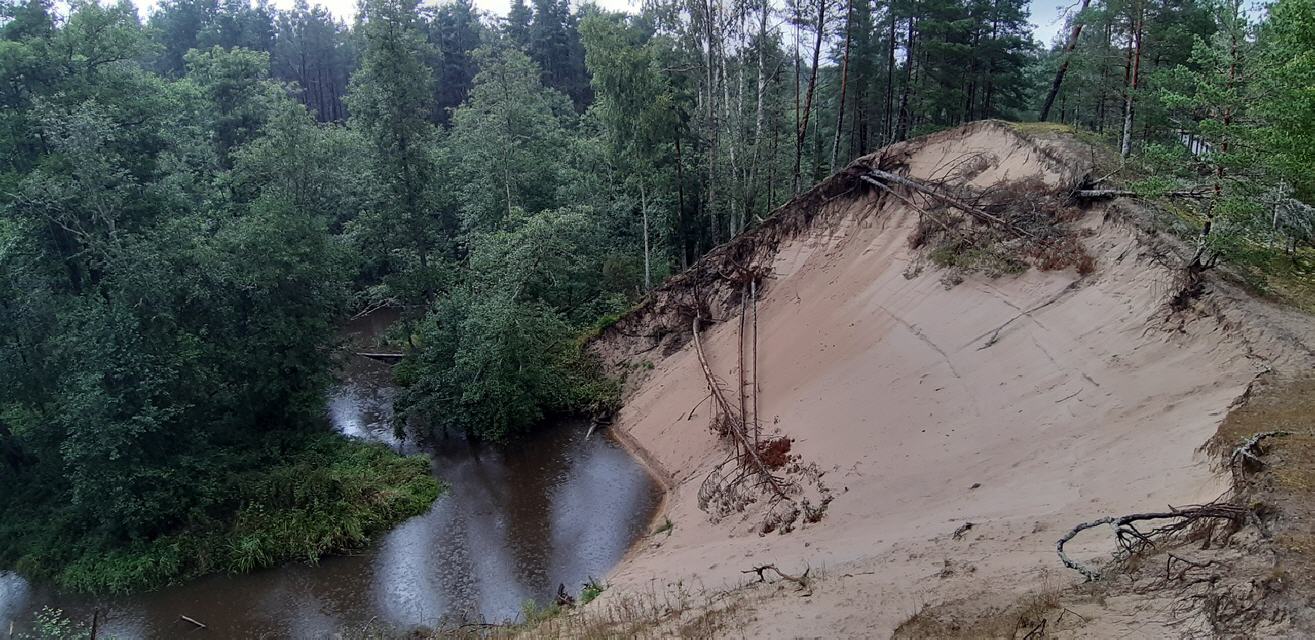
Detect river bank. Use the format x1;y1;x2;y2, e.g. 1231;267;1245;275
0;312;662;638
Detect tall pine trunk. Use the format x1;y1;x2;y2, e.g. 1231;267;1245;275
1039;0;1094;122
884;1;897;142
748;0;770;220
830;0;854;171
792;0;826;193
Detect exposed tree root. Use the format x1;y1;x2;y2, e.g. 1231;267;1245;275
1056;502;1248;581
1230;430;1293;478
692;312;796;518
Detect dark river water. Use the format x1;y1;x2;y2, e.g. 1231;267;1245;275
0;313;661;638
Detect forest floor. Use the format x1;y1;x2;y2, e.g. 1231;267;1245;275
483;121;1315;639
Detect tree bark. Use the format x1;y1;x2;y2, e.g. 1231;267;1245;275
830;0;854;171
896;12;917;140
793;0;826;193
884;1;897;142
675;127;689;269
1120;0;1143;158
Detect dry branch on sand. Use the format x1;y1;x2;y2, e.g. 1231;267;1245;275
1055;502;1249;581
742;563;812;595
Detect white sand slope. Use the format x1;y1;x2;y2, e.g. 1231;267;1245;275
592;122;1300;638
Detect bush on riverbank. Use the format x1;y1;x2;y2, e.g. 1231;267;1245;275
0;435;440;594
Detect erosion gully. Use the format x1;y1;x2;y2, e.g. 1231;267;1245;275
0;311;661;638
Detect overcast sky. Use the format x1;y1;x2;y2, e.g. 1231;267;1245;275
130;0;1074;49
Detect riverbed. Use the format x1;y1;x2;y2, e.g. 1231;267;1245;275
0;315;661;638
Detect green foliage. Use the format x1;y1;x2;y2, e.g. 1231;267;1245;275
18;607;96;640
1;435;440;594
346;0;455;305
652;516;674;537
520;599;562;624
1255;0;1315;201
580;577;606;605
448;45;573;231
0;0;441;595
395;208;625;441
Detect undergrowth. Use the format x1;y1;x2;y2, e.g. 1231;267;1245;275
0;434;441;594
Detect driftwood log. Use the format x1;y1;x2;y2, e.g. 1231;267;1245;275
179;615;207;629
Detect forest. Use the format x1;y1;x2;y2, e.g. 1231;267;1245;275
1;0;1313;595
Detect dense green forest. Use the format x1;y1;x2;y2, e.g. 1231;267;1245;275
1;0;1313;594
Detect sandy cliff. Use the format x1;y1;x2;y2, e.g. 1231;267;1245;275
584;122;1313;638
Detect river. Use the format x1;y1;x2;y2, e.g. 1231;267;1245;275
0;313;661;638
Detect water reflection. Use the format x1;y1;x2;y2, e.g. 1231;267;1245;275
0;315;660;638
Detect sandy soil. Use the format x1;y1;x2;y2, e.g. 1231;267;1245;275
588;123;1309;638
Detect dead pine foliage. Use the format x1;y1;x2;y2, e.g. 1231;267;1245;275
862;166;1098;282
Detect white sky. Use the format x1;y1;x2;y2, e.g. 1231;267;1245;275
128;0;1071;48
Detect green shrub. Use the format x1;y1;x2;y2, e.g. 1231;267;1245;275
1;435;440;594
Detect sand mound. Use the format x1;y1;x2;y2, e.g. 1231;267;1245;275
589;122;1307;638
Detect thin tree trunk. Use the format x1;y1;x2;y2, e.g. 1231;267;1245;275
896;13;917;140
793;0;826;193
1120;0;1143;158
884;1;897;142
1039;0;1094;122
675;127;689;268
793;1;802;188
703;0;720;243
641;180;651;289
830;0;854;171
1195;2;1242;265
748;0;770;220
